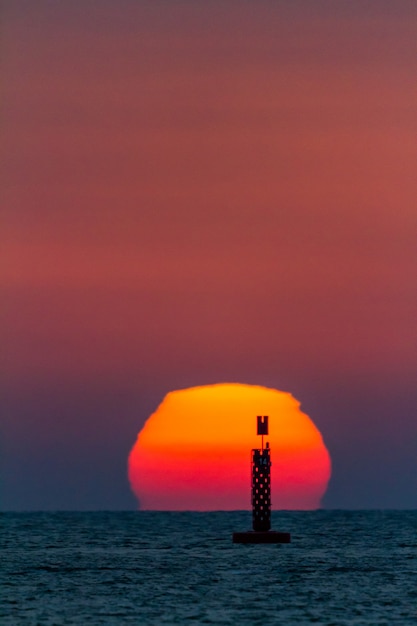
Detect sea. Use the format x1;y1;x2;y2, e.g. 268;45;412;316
1;511;416;625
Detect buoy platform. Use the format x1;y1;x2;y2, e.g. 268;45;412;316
233;531;291;544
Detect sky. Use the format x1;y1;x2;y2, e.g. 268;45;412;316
2;0;416;510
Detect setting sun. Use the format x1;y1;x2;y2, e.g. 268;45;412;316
128;383;331;510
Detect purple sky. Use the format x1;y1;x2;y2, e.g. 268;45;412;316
2;0;416;510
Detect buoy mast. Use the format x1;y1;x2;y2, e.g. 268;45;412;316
232;415;291;544
252;416;271;532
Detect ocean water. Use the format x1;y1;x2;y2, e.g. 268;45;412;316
1;511;416;625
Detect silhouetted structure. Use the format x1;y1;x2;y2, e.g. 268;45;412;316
232;415;291;544
252;446;271;531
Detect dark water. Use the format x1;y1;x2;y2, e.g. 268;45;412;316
1;511;416;625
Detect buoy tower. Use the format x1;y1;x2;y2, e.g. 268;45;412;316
232;415;291;544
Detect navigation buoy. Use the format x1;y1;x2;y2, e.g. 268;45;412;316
232;415;291;544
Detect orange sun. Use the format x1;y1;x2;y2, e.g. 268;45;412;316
128;383;331;510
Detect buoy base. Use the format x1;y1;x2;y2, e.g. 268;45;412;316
232;531;291;544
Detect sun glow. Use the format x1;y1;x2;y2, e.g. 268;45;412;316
128;383;331;510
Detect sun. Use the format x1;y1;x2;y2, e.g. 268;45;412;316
128;383;331;510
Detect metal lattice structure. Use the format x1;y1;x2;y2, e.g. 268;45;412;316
232;415;290;543
251;447;271;531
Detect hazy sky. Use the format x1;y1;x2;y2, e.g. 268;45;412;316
2;0;416;510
